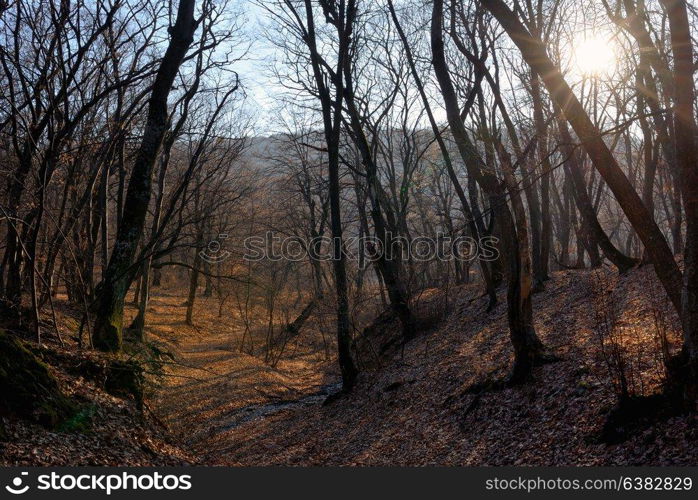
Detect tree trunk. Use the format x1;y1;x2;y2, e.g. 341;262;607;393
1;145;34;326
557;117;638;272
497;144;549;383
530;73;551;285
185;255;200;326
342;80;417;341
92;0;197;351
387;0;497;310
481;0;682;315
298;0;358;390
660;0;698;408
129;263;149;342
431;0;549;380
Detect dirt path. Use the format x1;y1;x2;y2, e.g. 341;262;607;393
135;291;338;462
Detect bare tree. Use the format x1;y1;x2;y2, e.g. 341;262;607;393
92;0;199;351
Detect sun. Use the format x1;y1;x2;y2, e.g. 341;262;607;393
572;35;617;77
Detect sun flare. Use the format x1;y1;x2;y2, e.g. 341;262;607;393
572;35;617;77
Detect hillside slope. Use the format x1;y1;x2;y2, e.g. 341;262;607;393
14;267;694;466
190;267;697;465
0;341;194;466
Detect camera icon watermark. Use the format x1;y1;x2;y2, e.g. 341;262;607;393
199;234;231;264
5;472;29;495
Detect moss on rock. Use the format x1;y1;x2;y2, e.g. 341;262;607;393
0;331;76;428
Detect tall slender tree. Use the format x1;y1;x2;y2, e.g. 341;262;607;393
92;0;198;351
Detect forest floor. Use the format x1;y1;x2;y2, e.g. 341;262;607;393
149;266;698;466
2;266;697;465
143;289;340;456
0;326;195;466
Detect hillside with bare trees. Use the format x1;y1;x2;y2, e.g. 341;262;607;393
1;0;698;468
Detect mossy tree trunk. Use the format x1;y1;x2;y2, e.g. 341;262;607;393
92;0;197;351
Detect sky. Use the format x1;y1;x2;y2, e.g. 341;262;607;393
232;1;287;135
227;0;624;137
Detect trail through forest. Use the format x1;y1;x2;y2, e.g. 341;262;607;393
142;292;339;460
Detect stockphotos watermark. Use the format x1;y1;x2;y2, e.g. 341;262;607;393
200;231;500;265
3;470;192;496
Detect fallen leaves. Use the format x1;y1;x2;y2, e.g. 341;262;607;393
4;267;695;466
179;267;696;466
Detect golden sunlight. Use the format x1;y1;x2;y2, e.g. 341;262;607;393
572;34;617;77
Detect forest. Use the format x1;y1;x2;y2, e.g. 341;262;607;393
0;0;697;467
